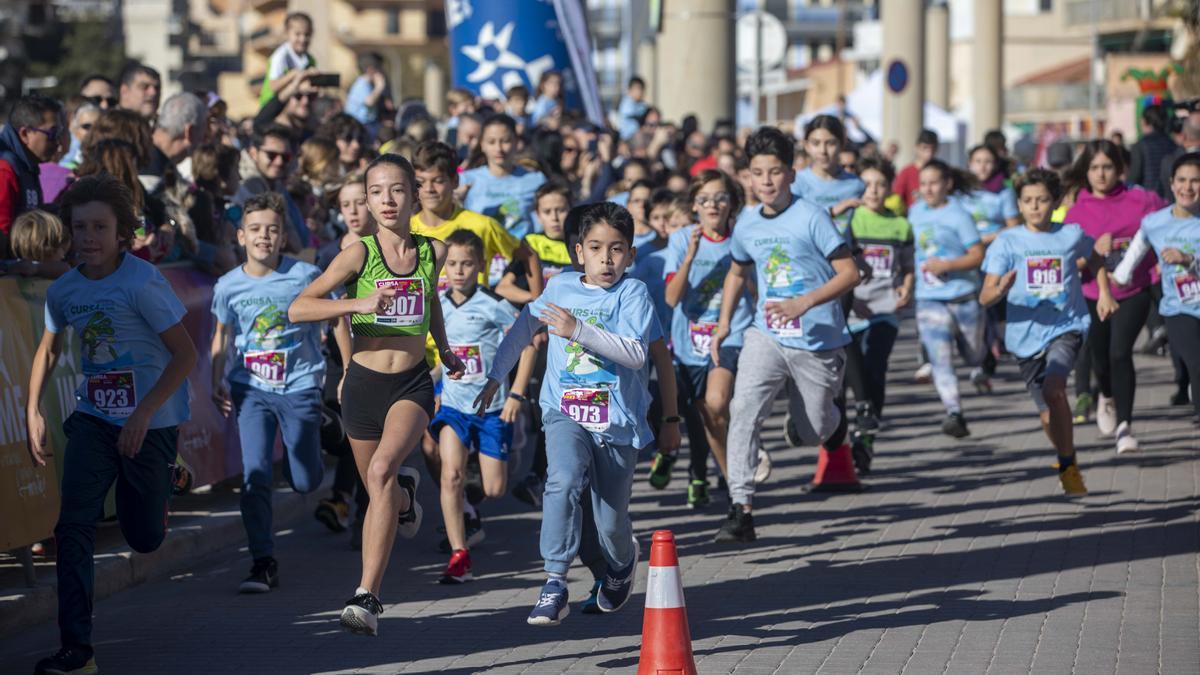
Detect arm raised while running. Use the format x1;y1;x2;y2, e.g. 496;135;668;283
288;243;383;322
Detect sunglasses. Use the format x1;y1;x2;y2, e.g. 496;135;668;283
563;146;580;154
27;126;63;142
84;95;118;108
262;149;293;163
80;123;93;132
294;93;315;102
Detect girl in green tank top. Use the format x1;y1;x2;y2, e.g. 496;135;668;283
288;155;465;637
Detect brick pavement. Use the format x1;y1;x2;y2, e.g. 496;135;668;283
0;333;1197;674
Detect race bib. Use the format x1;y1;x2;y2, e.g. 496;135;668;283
765;305;803;338
488;253;508;287
1025;256;1064;295
542;265;564;285
862;244;894;280
452;343;485;382
688;322;718;358
86;370;137;418
244;350;288;387
374;278;425;326
437;272;450;294
560;388;610;432
1174;271;1200;304
921;267;945;287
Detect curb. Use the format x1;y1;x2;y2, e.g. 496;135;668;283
0;480;331;639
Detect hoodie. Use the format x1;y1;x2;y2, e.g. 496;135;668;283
0;123;43;235
1065;182;1166;301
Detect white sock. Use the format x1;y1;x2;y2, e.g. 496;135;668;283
356;586;372;598
546;573;566;587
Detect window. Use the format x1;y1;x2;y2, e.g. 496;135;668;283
1040;0;1053;12
386;8;400;35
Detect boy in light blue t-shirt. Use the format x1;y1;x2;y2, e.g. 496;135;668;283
211;192;337;594
981;169;1109;497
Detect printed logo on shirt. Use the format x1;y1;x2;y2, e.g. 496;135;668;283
763;245;805;336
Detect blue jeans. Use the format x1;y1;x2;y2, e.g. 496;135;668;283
540;410;638;576
55;413;177;647
231;385;325;559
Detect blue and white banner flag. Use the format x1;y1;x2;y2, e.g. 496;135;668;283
447;0;603;126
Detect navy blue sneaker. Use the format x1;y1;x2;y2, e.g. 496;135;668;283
527;580;570;626
597;536;639;613
580;579;603;614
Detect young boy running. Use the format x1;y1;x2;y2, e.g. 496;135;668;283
429;229;536;583
27;175;198;674
211;192;333;592
709;127;861;544
980;169;1110;495
476;202;678;625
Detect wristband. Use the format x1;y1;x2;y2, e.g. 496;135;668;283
663;415;682;424
508;392;527;403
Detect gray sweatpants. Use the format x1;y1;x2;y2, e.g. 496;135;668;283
727;328;846;505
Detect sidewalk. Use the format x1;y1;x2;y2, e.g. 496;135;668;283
0;332;1196;674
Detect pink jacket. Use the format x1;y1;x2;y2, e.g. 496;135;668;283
1065;183;1166;300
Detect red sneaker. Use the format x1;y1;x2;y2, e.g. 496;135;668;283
438;549;473;584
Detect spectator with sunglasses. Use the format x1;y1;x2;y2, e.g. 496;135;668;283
254;67;320;145
79;74;118;111
0;94;64;254
234;124;309;252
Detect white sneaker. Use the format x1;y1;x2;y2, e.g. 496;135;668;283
914;362;934;384
754;448;773;483
1096;395;1117;437
1115;422;1140;454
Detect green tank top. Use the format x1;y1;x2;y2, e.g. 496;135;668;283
347;234;436;338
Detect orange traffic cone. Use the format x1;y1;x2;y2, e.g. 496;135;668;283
808;442;864;493
638;530;697;675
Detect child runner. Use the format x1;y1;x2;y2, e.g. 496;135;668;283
210;192;331;592
652;169;754;507
27;175;198;675
476;201;677;625
461;114;548;241
430;229;536;583
980;168;1110;494
709;127;861;544
1064;140;1165;453
1113;152;1200;427
845;158;915;472
289;153;466;636
910;159;987;438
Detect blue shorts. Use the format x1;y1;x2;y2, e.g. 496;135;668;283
430;406;513;461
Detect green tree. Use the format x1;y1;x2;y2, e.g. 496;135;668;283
26;20;127;100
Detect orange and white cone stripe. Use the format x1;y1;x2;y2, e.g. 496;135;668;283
638;530;697;675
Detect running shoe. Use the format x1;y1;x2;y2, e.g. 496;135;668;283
1115;421;1140;455
170;459;193;496
648;451;676;489
1096;394;1117;436
1171;387;1191;406
1072;392;1093;424
314;497;351;533
714;504;756;544
340;590;383;636
512;473;544;509
969;368;993;394
597;537;640;613
855;402;880;432
438;549;473;584
913;362;934;384
687;479;711;509
784;412;803;447
438;512;486;554
941;412;970;439
34;645;97;675
851;431;874;475
238;557;278;594
754;448;773;483
527;580;570;626
396;467;423;539
580;579;603;614
1059;464;1088;496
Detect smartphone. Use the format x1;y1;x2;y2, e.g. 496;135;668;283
587;138;598;154
309;73;341;88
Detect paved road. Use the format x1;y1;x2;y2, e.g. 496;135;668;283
1;333;1197;674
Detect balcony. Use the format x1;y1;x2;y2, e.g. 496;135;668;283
1064;0;1174;32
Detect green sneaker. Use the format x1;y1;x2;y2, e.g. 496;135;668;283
648;452;676;489
687;479;710;509
1073;392;1093;424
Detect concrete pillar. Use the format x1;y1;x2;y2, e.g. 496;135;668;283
972;0;1003;142
424;57;446;118
656;0;734;132
925;1;949;110
881;0;925;166
637;39;657;104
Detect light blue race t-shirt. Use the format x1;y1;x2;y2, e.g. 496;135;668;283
528;272;659;448
910;199;983;302
982;223;1093;358
1139;206;1200;319
628;238;673;345
953;187;1018;237
461;165;546;240
730;198;851;351
45;253;189;428
211;257;326;394
662;225;755;367
791;167;865;235
440;287;518;414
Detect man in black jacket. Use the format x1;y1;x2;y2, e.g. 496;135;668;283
1129;104;1179;199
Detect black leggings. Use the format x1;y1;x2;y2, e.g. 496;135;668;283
1086;288;1153;425
849;322;901;418
1164;314;1200;417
